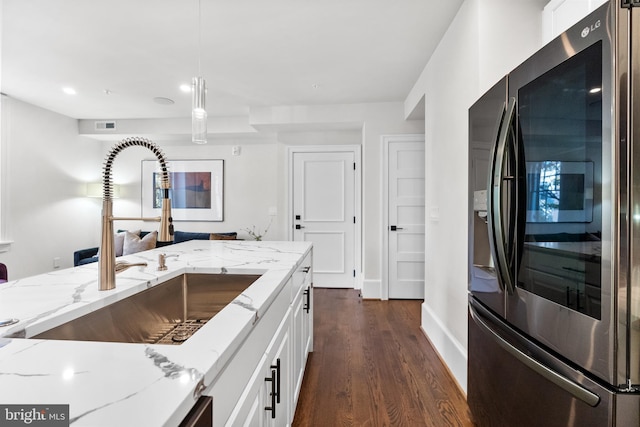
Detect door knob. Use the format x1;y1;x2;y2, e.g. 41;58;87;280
390;225;404;231
296;224;306;230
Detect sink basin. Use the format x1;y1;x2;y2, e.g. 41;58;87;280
30;273;260;345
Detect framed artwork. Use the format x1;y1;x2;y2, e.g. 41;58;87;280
142;159;224;221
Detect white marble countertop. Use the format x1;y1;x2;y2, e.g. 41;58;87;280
0;240;312;426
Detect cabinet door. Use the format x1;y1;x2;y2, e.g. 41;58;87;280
267;312;291;427
298;252;313;360
302;284;312;357
292;283;313;401
228;310;292;427
291;285;305;406
303;253;313;357
239;390;266;427
226;353;270;427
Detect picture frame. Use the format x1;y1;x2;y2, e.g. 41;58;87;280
142;159;224;222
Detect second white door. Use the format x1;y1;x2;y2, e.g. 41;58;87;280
388;139;425;299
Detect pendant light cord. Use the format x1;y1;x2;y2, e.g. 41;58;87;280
198;0;202;76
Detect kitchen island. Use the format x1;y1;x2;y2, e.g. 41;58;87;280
0;240;313;426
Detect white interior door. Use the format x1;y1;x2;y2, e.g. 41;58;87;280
292;151;355;288
388;140;425;299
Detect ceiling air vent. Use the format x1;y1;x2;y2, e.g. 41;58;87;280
94;121;116;131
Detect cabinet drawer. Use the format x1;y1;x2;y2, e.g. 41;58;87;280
291;251;312;301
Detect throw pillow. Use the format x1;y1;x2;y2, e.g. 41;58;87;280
114;229;141;256
98;229;141;258
114;232;125;256
123;230;157;255
210;232;237;240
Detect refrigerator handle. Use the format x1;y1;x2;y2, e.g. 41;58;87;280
486;102;507;293
487;97;516;294
469;300;601;407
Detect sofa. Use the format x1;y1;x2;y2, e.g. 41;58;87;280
74;230;238;266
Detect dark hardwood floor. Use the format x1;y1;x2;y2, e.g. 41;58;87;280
293;288;474;427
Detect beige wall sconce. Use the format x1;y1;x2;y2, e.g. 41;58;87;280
86;182;120;198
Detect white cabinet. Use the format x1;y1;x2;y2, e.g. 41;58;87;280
227;308;291;427
266;313;292;426
291;253;313;407
542;0;608;43
218;250;313;426
225;351;270;427
208;275;292;426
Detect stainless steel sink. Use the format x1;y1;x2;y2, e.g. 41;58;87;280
31;273;260;345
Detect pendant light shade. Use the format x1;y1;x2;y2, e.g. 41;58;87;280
192;76;207;144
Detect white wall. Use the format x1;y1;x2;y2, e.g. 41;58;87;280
361;105;425;294
0;97;103;279
407;0;547;392
104;139;285;241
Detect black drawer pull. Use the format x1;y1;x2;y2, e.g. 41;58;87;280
271;358;281;404
303;288;311;313
265;368;277;419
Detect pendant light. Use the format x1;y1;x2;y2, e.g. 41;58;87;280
192;0;207;144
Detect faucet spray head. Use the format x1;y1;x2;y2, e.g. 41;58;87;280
158;180;174;243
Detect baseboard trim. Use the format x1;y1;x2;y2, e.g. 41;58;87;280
420;302;468;395
361;279;381;299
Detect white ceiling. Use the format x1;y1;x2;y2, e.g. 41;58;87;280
1;0;464;121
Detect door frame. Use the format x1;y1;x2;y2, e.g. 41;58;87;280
286;145;362;288
381;134;425;300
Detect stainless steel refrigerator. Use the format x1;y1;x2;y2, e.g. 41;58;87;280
468;1;640;425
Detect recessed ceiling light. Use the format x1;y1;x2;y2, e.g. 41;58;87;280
62;87;77;95
153;97;175;105
179;84;192;93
